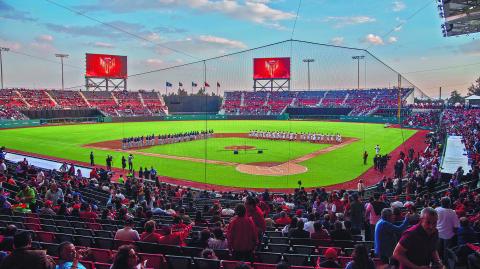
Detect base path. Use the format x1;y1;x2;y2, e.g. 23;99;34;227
84;134;358;176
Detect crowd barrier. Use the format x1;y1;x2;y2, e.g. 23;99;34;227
0;119;41;129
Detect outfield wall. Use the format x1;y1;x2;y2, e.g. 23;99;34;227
0;119;41;128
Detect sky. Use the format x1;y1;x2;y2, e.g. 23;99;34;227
0;0;479;97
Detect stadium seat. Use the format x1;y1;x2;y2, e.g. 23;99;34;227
256;252;282;264
36;231;56;243
181;246;203;257
93;262;112;269
136;241;163;254
89;248;113;263
193;257;220;269
138;253;166;269
165;255;192;269
221;260;245;269
95;237;114;249
75;235;94;247
267;244;290;254
292;245;315;255
252;262;276;269
283;254;309;266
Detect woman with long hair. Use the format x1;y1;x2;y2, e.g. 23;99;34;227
345;244;375;269
110;244;144;269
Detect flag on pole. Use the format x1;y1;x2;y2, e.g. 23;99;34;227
166;82;172;87
217;82;220;87
179;82;183;87
192;82;197;87
204;82;210;87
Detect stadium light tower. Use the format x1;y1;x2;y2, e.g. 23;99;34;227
352;55;365;90
0;47;10;89
55;53;69;91
303;58;315;91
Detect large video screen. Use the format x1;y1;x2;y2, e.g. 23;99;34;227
86;53;127;78
253;57;290;79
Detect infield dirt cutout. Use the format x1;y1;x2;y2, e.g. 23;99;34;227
84;133;358;176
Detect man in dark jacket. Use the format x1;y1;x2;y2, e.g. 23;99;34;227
0;231;55;269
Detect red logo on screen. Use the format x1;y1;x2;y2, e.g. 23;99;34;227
100;57;116;75
86;53;127;78
254;57;290;79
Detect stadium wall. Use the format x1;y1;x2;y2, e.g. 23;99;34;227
20;108;103;119
0;119;41;128
163;95;222;113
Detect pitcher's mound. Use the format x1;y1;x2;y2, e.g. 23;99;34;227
224;145;256;150
236;162;307;176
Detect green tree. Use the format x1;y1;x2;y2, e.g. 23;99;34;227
467;76;480;96
447;90;465;105
196;87;206;96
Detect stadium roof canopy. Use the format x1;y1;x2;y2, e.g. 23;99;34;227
438;0;480;36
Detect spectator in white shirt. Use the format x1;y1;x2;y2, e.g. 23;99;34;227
435;197;459;262
114;218;140;241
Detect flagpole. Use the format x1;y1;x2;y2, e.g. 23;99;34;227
165;83;167;96
216;83;219;96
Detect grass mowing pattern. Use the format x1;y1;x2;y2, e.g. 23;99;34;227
0;120;416;188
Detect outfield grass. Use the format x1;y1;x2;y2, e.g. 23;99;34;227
0;120;416;188
139;137;331;164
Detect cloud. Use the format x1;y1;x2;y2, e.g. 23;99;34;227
77;0;295;28
0;39;22;50
155;35;247;57
35;35;54;43
324;16;376;28
44;21;153;40
154;26;188;34
0;0;36;21
144;58;164;68
363;34;384;45
198;35;247;49
330;37;344;46
392;1;406;12
388;36;398;43
89;42;115;48
458;40;480;56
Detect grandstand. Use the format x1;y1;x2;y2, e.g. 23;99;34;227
0;89;168;119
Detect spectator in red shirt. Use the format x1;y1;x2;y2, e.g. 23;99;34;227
245;196;266;237
157;225;190;246
79;204;98;221
227;203;258;262
140;220;163;244
275;212;291;226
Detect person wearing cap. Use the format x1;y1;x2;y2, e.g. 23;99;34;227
317;247;340;268
39;200;56;216
114;218;140;241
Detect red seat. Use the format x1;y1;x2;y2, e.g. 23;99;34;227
90;248;113;263
25;223;42;231
94;262;111;269
36;231;56;243
79;260;95;269
87;223;102;230
138;253;167;269
221;260;246;269
252;262;276;269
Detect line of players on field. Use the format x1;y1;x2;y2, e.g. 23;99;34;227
248;130;342;143
121;130;214;149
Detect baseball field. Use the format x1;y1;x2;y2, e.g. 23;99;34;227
0;120;416;188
